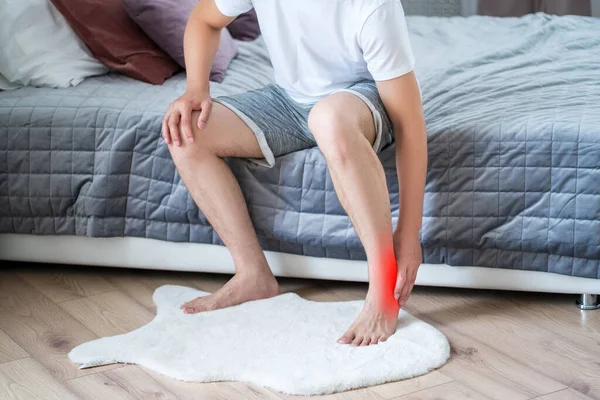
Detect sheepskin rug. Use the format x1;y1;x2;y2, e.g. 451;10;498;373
69;285;450;395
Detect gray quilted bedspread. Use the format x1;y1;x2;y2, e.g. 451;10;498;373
1;14;599;278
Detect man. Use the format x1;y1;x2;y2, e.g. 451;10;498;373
162;0;427;346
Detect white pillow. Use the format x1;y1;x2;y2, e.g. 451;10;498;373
0;0;109;90
0;73;20;91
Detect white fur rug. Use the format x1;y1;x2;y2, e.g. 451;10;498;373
69;285;450;396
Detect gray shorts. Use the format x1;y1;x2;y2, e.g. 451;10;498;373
214;80;394;167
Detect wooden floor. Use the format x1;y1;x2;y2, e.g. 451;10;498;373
0;262;598;400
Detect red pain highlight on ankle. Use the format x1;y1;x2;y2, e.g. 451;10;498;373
377;247;398;312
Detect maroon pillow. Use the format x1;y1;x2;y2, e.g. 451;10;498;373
50;0;180;85
122;0;237;83
228;9;261;41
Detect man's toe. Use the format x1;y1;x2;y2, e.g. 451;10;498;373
337;335;352;344
351;336;363;346
338;327;356;344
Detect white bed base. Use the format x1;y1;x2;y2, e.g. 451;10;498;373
1;234;599;296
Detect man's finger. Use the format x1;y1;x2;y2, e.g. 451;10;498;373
394;270;405;300
180;106;194;143
169;112;182;147
162;114;171;144
198;100;212;129
399;271;417;306
399;276;411;305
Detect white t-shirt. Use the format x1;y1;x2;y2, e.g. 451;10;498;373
214;0;415;103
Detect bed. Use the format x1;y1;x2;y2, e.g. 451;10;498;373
1;14;599;307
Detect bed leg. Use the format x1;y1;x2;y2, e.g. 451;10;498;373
576;294;600;310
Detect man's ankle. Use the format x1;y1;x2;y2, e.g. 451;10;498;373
236;265;275;280
366;285;398;312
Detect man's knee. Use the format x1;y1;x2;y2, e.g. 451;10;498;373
167;110;217;164
308;97;363;164
308;98;347;137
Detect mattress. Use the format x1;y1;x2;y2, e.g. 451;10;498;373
1;14;599;278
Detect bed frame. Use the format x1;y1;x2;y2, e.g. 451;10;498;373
1;234;598;310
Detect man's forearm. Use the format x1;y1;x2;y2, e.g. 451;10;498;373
394;118;427;237
375;72;427;238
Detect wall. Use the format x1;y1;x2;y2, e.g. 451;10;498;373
592;0;600;16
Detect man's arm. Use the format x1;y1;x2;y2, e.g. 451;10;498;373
376;71;427;305
163;0;235;146
184;0;234;94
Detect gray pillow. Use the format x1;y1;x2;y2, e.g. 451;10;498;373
122;0;237;83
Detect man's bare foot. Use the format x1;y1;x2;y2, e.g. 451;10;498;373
181;271;279;314
337;290;399;346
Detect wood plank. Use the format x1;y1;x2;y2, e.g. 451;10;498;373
277;278;363;303
0;274;119;380
67;372;138;400
19;268;116;303
141;367;282;400
290;284;348;302
0;329;28;364
532;388;596;400
326;281;369;302
103;271;158;311
392;381;491;400
278;277;323;296
279;387;385;400
404;287;600;399
67;365;180;400
370;372;453;399
104;366;180;400
0;357;79;400
502;291;600;353
59;291;155;338
435;333;565;400
140;271;215;293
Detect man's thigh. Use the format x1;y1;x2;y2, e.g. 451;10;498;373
214;84;317;167
170;102;264;159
